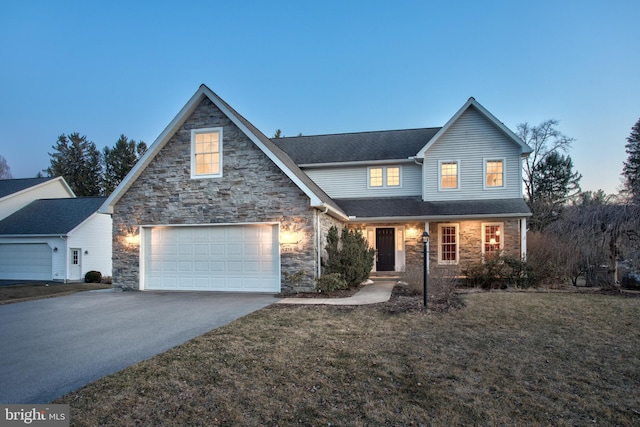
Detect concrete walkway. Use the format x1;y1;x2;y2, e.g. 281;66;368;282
278;281;395;305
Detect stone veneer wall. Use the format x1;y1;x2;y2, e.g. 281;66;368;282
346;219;523;278
112;97;318;292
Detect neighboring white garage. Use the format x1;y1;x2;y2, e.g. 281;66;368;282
0;243;52;280
142;224;280;292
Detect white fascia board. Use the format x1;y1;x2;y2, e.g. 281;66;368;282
299;158;415;169
201;86;325;207
348;212;532;223
100;88;208;214
416;98;532;158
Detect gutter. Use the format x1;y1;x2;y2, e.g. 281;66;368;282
347;212;533;223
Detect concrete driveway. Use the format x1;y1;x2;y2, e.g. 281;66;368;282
0;289;278;403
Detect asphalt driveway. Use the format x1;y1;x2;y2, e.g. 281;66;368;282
0;289;278;403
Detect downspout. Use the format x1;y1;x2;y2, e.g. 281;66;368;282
317;206;329;278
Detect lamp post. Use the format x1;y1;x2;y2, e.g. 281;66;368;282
422;230;429;308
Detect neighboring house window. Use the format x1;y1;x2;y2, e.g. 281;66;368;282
483;222;504;255
439;161;458;190
368;166;402;188
438;224;459;264
191;128;223;178
485;159;505;188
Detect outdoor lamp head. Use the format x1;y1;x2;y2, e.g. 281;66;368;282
422;231;429;243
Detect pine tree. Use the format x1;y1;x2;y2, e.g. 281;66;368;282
622;117;640;202
103;134;147;195
47;133;103;196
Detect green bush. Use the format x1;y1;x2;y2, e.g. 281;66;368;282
316;273;349;293
84;270;102;283
322;226;375;288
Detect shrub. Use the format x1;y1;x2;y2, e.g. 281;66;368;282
322;226;375;288
316;273;349;293
101;275;112;285
84;270;102;283
462;253;536;289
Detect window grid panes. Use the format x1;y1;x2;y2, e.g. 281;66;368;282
386;167;400;186
440;226;457;262
484;224;501;253
194;132;220;176
486;160;503;187
441;162;458;189
370;168;383;187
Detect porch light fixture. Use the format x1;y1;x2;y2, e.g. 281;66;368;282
53;247;58;252
280;230;302;245
422;231;429;308
125;233;140;247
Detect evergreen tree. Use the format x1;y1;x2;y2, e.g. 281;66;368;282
528;151;582;230
0;155;12;179
622;117;640;202
103;134;147;195
47;133;103;196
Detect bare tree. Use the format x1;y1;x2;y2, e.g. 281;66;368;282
517;119;575;203
0;155;12;179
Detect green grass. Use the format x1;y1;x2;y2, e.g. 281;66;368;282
56;291;640;426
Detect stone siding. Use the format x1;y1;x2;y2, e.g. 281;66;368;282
112;97;317;292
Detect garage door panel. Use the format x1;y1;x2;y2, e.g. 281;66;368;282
0;244;52;280
144;225;279;292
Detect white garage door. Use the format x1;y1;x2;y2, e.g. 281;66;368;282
0;244;52;280
143;224;280;292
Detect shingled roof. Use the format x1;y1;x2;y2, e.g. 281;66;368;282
271;128;440;165
0;177;56;199
335;197;532;220
0;197;107;235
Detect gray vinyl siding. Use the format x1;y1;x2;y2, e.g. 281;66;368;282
424;106;523;201
305;164;422;199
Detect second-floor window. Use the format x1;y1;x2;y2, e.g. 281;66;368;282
369;166;401;188
191;128;223;179
485;159;504;188
440;161;458;190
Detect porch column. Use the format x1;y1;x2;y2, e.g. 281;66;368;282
520;218;527;261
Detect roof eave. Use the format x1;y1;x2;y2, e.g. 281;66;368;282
347;212;533;223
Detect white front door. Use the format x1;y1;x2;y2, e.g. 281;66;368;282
69;248;82;280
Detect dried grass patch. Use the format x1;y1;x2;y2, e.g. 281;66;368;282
57;292;640;426
0;282;111;304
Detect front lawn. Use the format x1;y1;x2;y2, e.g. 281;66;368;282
0;282;111;304
57;291;639;426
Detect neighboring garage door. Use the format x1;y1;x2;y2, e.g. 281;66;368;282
143;224;280;292
0;243;52;280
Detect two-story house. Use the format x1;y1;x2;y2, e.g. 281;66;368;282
101;84;531;293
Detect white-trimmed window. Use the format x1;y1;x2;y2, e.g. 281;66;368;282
368;166;401;188
439;161;459;190
438;223;459;264
485;159;505;189
482;222;504;255
191;128;223;178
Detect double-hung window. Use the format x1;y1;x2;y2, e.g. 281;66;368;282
438;224;459;264
483;222;504;255
485;159;505;189
369;166;401;188
191;128;223;179
439;161;459;190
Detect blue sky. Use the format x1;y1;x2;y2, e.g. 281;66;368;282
1;0;638;195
